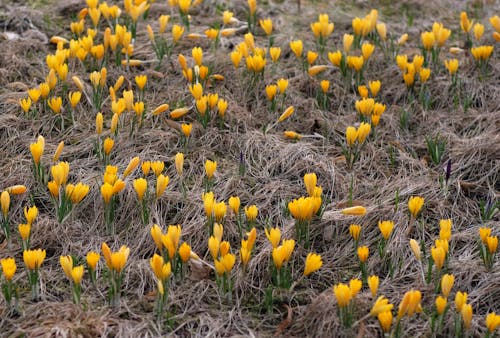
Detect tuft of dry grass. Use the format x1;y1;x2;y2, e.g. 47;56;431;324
0;0;499;337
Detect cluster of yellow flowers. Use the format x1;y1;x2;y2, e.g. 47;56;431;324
4;0;500;335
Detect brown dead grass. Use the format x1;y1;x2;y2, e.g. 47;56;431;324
0;0;499;337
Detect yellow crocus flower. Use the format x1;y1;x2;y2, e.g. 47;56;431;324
303;252;322;276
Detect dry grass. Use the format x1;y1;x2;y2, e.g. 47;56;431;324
0;0;499;337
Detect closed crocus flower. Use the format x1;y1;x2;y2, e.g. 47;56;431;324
134;101;145;119
486;236;498;254
259;18;273;36
47;181;59;198
342;205;366;216
444;59;458;75
150;224;163;251
370;296;393;316
151;161;164;177
461;304;473;329
361;42;375;60
103;244;129;273
328;50;342;67
240;246;251;266
289;40;303;58
320;80;329;94
282;239;295;262
397;290;422;318
409;239;421;260
217;99;228;118
369;80;381;97
23;248;46;270
244;205;258;222
303;252;322;276
306;51;318;65
156;175;170;199
439;219;452;241
181;123;192;137
172;24;184;43
333;283;351;307
435;239;449;255
71;265;84;285
208;236;220;260
1;191;10;218
230;50;242;68
175;152;184;176
473;23;484;41
368;275;379;297
347;55;364;72
376;23;387;41
357;246;369;263
30;139;44;165
133;178;147;201
152;104;169;116
408;196;424;218
357;122;371;144
103;137;114;156
272;246;287;270
192;47;203;66
345;126;358;146
417;68;430;83
20;97;32;113
221;253;236;273
435;296;447;315
178;242;191;263
479;227;491;244
431;246;446;270
219;241;230;257
24;205;38;224
441;274;454;298
213;202;226;222
349;224;361;241
150;254;167;279
276;78;288;95
48;97;63;114
421;31;435;50
189;83;203;100
277;106;295;122
135;75;147;91
486;312;500;333
343;34;354;53
95;112;103;135
265;85;277;101
308;65;328;77
86;251;100;271
265;227;281;248
373;103;386;116
205;159;217;179
378;220;394;240
378;311;393;333
228;196;240;215
303;173;317;197
284;131;302;140
18;223;31;241
60;255;73;278
70;183;89;204
269;47;281;62
349;278;362;298
155;237;172;261
1;258;16;281
460;12;473;33
455;292;468;313
123;157;140;178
